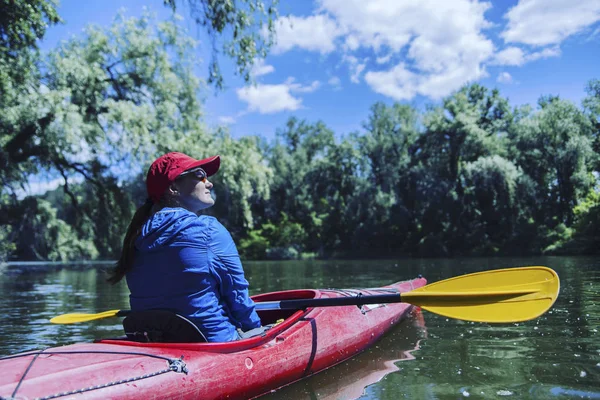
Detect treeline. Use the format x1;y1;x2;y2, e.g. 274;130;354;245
235;85;600;259
1;10;599;261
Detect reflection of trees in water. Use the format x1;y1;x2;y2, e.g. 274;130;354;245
392;257;600;399
2;257;599;397
262;309;428;400
0;265;129;356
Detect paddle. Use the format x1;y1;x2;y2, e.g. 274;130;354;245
50;266;559;324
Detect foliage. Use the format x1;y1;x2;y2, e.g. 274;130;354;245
545;188;600;255
9;197;98;261
583;79;600;172
204;130;273;233
0;0;61;53
461;155;523;254
508;97;595;226
164;0;278;89
238;212;306;259
0;4;598;260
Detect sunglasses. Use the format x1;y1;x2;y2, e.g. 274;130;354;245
178;167;207;182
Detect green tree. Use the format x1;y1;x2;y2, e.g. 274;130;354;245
0;0;61;94
165;0;279;89
352;102;419;252
508;97;596;227
461;155;525;254
570;189;600;254
583;79;600;172
412;84;510;254
0;12;210;259
266;117;338;253
308;137;362;253
9;197;98;261
204;130;272;234
0;0;61;53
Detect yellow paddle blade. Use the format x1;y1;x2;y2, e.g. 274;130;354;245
50;309;121;324
402;266;559;323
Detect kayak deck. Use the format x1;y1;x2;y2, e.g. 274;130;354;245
0;277;426;400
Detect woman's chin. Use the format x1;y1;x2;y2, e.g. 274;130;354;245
198;199;215;210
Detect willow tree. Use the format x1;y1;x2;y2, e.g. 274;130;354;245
352;102;419;252
508;96;595;227
413;85;510;254
1;13;209;259
461;155;528;254
165;0;279;89
265;118;338;255
583;79;600;172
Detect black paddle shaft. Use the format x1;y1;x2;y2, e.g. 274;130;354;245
254;293;403;311
115;293;405;316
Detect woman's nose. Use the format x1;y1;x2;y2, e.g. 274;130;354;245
205;179;213;188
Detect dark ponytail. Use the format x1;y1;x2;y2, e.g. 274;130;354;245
108;199;153;284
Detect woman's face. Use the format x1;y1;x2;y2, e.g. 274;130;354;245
172;167;215;212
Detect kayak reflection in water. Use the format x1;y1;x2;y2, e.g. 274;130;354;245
108;152;262;342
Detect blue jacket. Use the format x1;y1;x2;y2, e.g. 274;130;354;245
126;207;261;342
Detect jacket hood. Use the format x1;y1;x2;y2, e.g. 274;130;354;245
136;208;197;252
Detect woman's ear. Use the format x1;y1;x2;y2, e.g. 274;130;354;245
167;183;179;196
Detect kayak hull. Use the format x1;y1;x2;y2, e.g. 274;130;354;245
0;277;426;399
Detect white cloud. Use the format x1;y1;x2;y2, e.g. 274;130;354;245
218;116;236;124
365;59;488;101
527;47;561;61
237;79;321;114
264;0;578;102
494;47;525;66
344;35;360;51
502;0;600;46
493;46;561;66
364;63;418;100
16;176;84;199
350;63;366;83
497;72;513;83
328;76;341;86
289;79;321;93
251;59;275;77
237;85;301;114
376;54;392;64
321;0;494;99
343;54;368;83
272;14;342;54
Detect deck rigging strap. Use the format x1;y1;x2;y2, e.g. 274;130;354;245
1;350;188;400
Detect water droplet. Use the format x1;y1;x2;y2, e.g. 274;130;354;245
462;390;470;397
580;371;587;378
497;390;513;396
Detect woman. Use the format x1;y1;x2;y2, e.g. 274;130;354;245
108;152;262;342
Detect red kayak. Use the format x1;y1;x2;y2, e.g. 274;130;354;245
0;277;426;400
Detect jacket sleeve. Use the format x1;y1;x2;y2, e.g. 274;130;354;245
208;219;262;331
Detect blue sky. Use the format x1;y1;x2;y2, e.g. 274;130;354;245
40;0;600;142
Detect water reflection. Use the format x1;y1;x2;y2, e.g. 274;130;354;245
1;256;599;400
262;308;428;400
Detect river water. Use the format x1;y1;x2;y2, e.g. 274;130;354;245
0;256;598;399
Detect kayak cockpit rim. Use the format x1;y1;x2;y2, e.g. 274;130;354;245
97;289;322;353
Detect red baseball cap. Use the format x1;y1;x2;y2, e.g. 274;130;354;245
146;152;221;202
